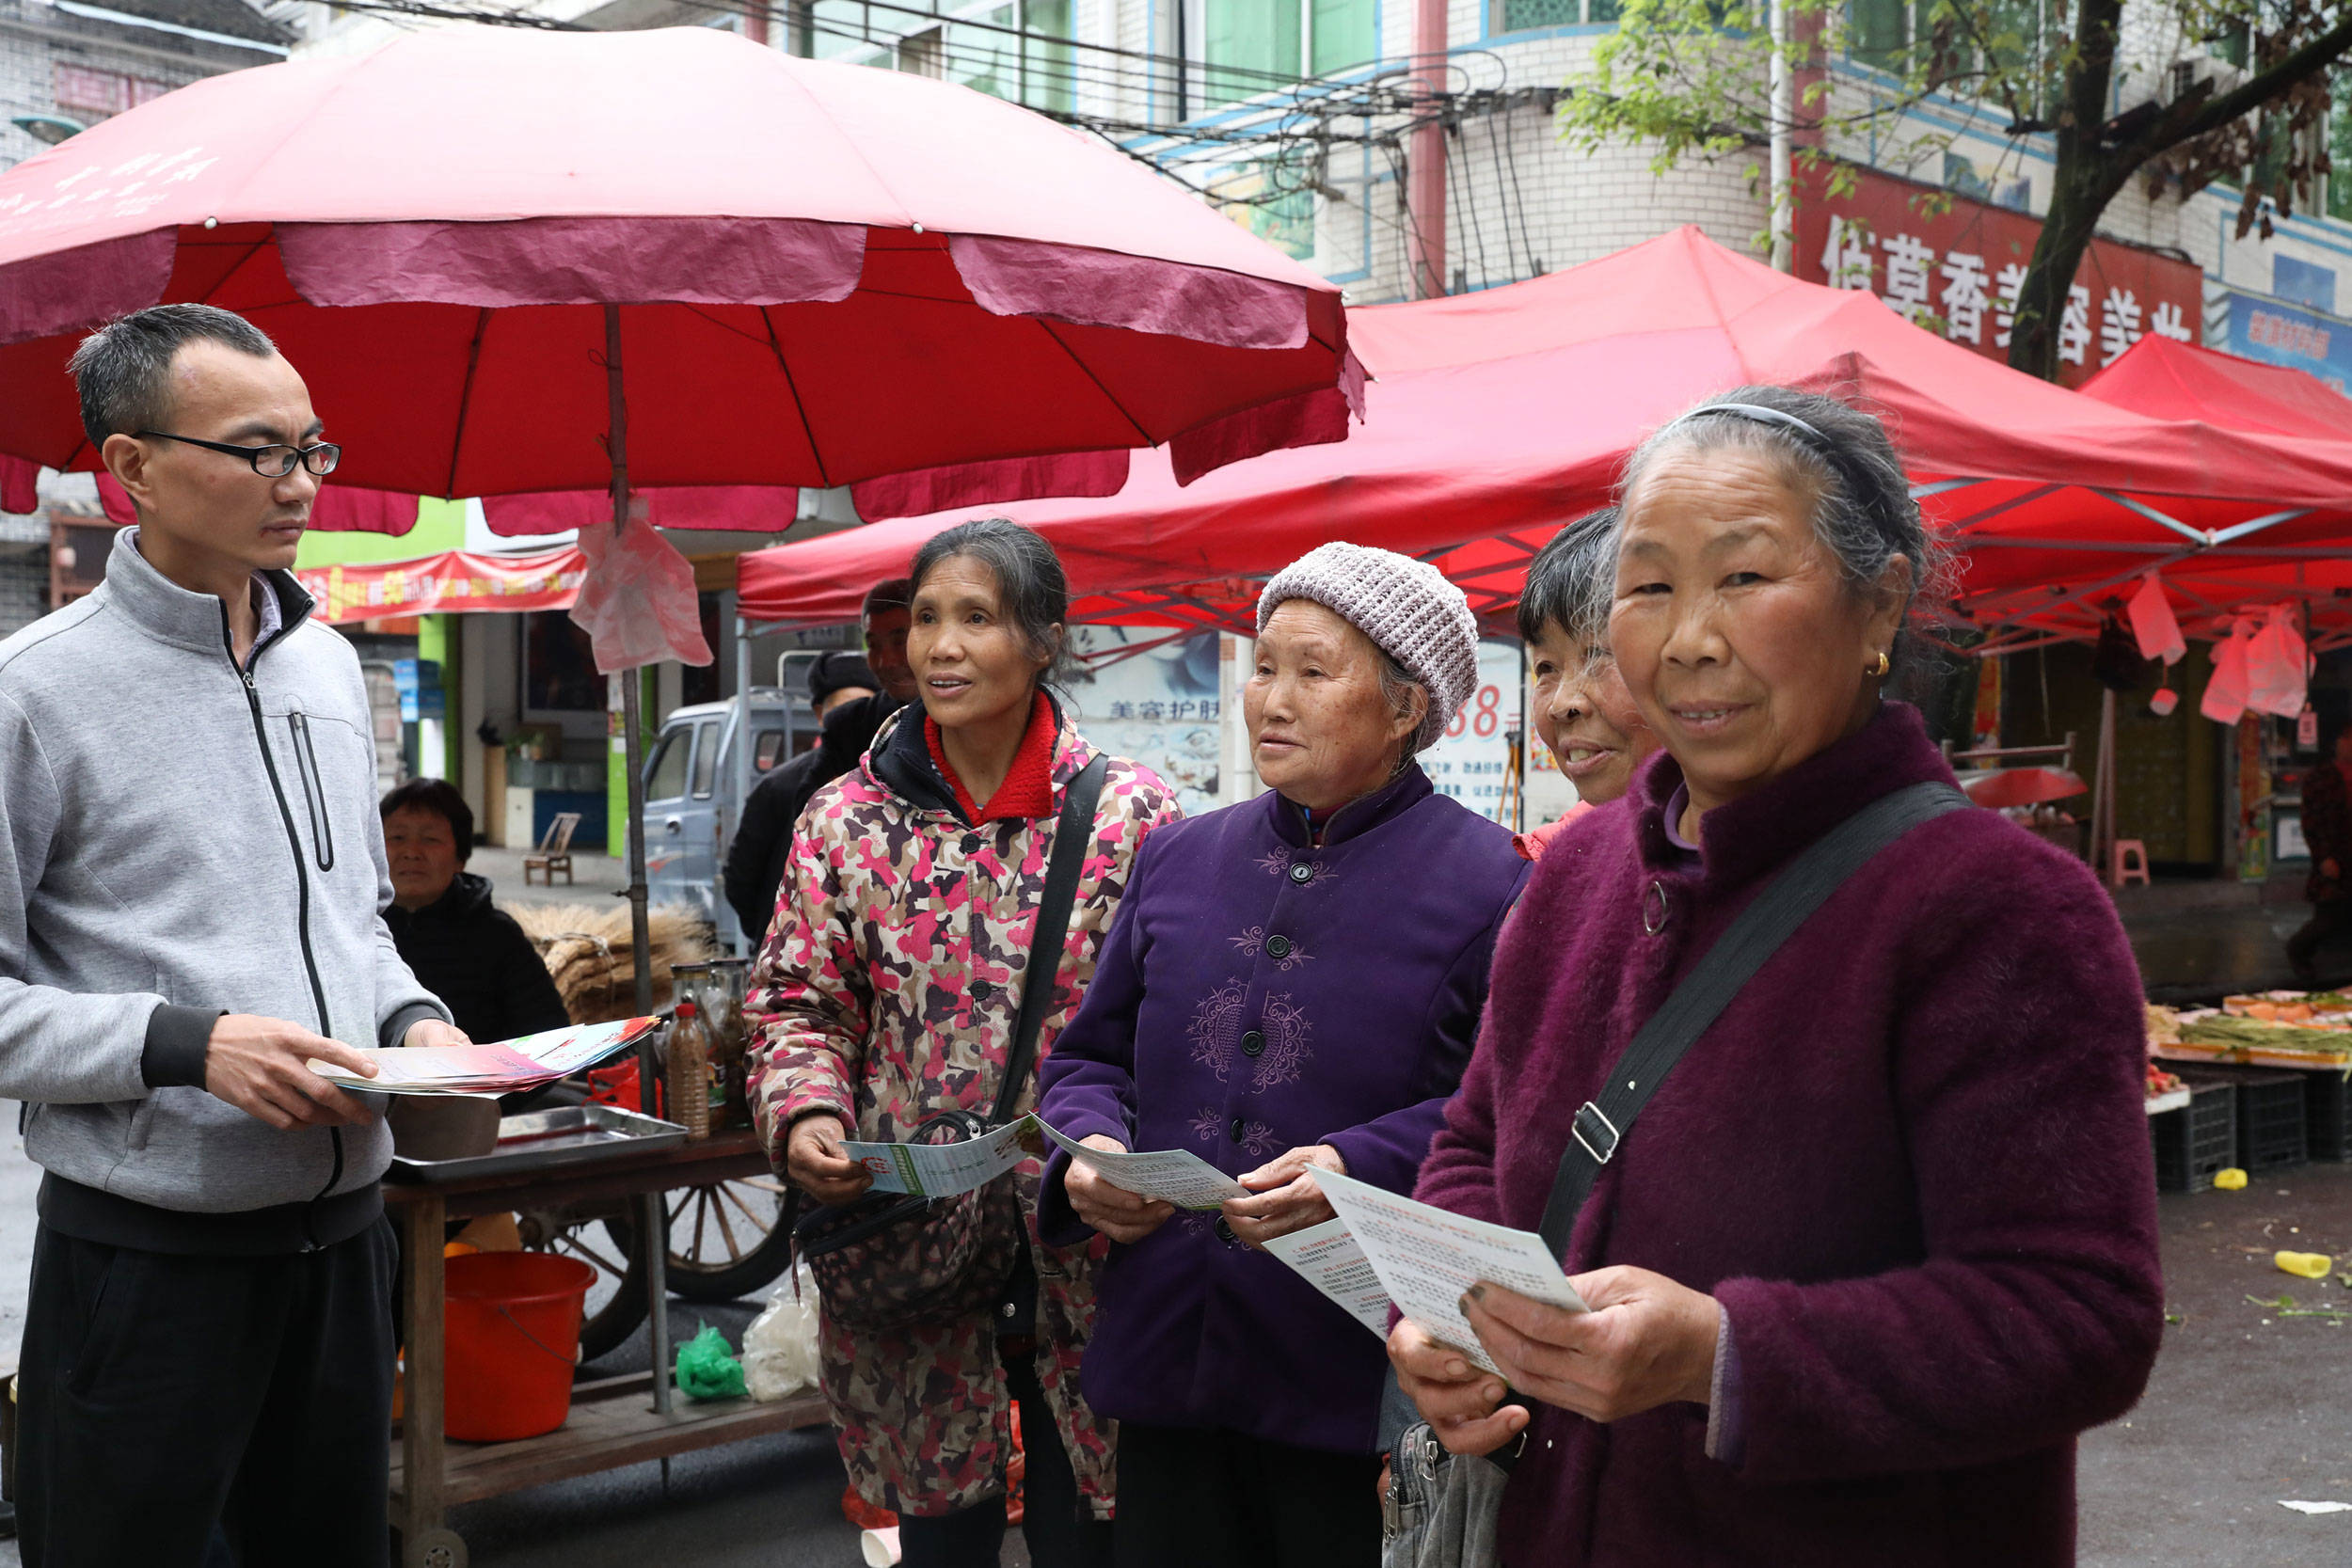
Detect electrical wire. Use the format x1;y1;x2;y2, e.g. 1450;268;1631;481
322;0;1541;236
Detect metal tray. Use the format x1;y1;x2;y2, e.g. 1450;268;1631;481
387;1104;690;1184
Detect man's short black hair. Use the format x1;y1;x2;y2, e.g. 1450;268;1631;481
67;304;278;448
862;577;913;622
380;778;474;863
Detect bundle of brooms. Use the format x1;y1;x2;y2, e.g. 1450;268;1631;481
511;902;716;1024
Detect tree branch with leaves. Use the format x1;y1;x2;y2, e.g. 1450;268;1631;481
1557;0;2352;380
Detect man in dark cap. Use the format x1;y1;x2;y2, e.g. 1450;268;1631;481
723;579;914;944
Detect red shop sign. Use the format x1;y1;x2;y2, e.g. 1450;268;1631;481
1792;162;2202;388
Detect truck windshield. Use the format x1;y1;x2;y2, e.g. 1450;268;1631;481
645;727;691;800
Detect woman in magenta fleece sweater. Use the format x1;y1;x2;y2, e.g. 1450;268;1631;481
1394;387;2163;1566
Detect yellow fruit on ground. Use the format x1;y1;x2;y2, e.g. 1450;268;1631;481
2213;1167;2249;1190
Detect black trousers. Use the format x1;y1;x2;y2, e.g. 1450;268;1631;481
1112;1422;1384;1568
15;1217;398;1568
897;1354;1113;1568
2289;898;2352;977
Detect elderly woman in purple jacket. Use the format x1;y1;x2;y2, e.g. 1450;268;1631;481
1037;543;1529;1568
1397;388;2163;1566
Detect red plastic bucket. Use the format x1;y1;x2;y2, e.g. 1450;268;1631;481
444;1251;594;1441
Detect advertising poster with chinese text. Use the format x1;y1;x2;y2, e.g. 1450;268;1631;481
1421;640;1523;826
2222;288;2352;393
1064;626;1224;815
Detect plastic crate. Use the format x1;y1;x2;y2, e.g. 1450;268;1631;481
2152;1077;2238;1193
2181;1066;2308;1174
2307;1069;2352;1163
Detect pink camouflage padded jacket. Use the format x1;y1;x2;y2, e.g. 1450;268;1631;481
746;705;1182;1520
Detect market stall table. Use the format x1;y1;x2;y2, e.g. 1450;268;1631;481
386;1130;824;1568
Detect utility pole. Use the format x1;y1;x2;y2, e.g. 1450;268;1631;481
1769;0;1791;270
1406;0;1446;297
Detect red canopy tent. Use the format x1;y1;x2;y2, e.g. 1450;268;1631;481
738;227;2352;641
2067;337;2352;652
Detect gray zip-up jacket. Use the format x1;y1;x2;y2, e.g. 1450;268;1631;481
1;529;447;1243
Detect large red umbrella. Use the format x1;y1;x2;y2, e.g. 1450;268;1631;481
0;24;1358;515
0;31;1359;1341
736;227;2352;635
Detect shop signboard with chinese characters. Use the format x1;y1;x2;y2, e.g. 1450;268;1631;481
294;546;584;626
1793;163;2201;388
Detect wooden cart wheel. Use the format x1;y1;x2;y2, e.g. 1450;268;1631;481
405;1527;469;1568
515;1204;647;1364
661;1173;796;1303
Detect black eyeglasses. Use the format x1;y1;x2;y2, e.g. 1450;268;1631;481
135;431;342;479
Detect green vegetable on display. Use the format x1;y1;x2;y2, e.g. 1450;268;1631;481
2181;1015;2352;1054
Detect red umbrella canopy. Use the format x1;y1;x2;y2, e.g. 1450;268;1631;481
0;25;1356;514
738;226;2352;632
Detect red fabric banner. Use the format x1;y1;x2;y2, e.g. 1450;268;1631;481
294;547;583;625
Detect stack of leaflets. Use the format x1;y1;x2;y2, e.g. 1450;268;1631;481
306;1016;661;1097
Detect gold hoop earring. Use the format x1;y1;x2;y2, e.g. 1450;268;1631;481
1869;651;1891;678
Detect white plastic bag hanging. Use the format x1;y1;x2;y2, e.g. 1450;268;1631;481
742;1259;822;1402
2246;604;2310;719
567;496;714;674
2127;573;2185;666
2201;615;2256;725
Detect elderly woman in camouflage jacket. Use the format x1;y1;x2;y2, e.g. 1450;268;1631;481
748;518;1181;1568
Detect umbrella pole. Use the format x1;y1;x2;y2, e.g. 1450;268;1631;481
606;302;673;1413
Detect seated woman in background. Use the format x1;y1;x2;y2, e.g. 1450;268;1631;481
1515;507;1661;862
380;779;572;1044
1037;542;1530;1568
1393;387;2162;1566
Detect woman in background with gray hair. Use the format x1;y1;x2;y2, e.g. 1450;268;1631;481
1037;542;1531;1567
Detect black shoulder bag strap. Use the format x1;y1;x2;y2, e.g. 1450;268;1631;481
988;752;1109;1126
790;752;1112;1259
1535;780;1971;1256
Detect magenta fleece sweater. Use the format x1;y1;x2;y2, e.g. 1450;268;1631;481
1413;702;2162;1567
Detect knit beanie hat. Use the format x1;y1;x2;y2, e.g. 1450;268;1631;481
1256;542;1479;752
807;650;880;706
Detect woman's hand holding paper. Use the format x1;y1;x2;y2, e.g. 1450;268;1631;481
1066;1133;1176;1243
1387;1318;1527;1457
1459;1266;1720;1425
1222;1143;1344;1247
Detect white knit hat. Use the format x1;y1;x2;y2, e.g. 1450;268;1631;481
1256;542;1479;752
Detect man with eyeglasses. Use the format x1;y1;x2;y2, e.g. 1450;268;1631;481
0;304;466;1566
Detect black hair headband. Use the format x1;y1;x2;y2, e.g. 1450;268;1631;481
1669;401;1901;546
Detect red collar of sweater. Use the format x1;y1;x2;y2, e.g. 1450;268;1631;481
1627;701;1956;889
925;689;1058;823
